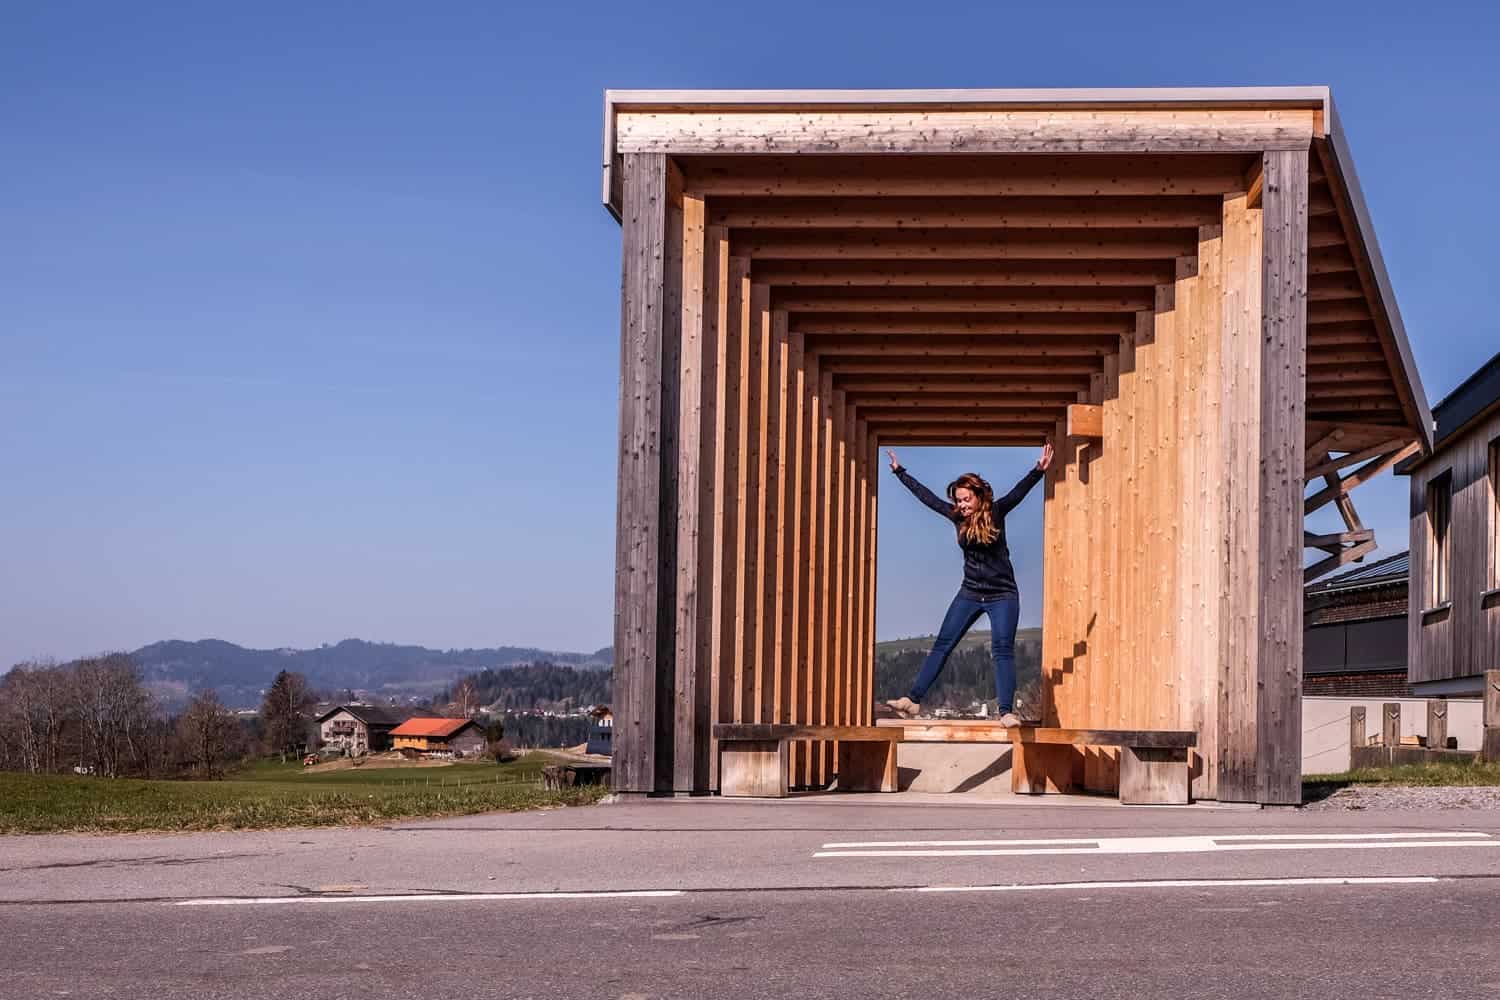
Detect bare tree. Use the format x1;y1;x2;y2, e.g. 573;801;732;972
71;654;153;777
450;677;482;719
176;691;238;778
260;670;315;760
0;661;70;773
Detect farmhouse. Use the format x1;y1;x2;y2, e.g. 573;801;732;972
313;705;410;754
389;717;487;756
602;86;1433;805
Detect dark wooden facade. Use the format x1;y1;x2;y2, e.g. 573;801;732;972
604;88;1432;805
1403;352;1500;694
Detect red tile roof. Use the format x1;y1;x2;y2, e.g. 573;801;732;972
389;717;477;739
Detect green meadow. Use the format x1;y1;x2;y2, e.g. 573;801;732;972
0;755;607;835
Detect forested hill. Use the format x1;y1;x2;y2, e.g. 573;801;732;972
436;627;1044;719
119;638;612;708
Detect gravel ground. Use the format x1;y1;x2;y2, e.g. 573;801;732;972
1305;784;1500;810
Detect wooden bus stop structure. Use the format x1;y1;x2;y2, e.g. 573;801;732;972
603;87;1432;806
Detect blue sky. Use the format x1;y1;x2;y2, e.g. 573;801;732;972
3;1;1496;668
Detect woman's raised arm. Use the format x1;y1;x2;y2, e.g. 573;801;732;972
886;450;956;521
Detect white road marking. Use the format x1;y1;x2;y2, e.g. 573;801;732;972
823;831;1489;849
816;832;1498;858
174;890;684;907
897;876;1443;894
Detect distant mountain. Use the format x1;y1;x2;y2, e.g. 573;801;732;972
123;638;612;709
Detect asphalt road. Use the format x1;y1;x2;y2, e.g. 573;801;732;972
5;796;1500;998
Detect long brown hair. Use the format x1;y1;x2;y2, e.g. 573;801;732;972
947;472;998;545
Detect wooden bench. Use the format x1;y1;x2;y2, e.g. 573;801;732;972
891;721;1198;805
713;724;902;797
714;721;1197;804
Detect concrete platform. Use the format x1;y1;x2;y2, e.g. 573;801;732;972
895;741;1016;796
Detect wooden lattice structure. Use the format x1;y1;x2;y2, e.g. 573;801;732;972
604;88;1432;805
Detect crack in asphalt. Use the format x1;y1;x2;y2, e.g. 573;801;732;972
0;852;267;874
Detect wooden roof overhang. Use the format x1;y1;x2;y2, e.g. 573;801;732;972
602;88;1432;462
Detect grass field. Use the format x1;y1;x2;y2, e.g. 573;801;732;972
0;754;609;835
1304;759;1500;788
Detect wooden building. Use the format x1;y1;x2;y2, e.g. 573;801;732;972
603;87;1432;805
389;717;487;756
314;704;410;753
1401;351;1500;696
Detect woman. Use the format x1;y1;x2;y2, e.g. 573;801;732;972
883;442;1053;726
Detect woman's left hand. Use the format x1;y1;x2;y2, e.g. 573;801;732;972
1037;440;1054;471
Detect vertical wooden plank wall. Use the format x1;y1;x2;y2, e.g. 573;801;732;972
613;153;678;794
627;177;878;793
1408;408;1500;688
1040;160;1303;803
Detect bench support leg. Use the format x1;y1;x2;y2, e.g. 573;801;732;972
836;740;898;793
1119;747;1190;805
1011;743;1081;795
719;740;788;798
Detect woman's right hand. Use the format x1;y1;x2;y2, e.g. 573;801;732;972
886;448;900;471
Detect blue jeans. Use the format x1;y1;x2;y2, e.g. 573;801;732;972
909;592;1021;712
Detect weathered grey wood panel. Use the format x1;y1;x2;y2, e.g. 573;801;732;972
613;153;678;794
1255;149;1309;806
1408;408;1500;686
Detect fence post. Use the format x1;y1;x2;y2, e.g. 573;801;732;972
1484;670;1500;762
1349;706;1366;750
1381;703;1400;748
1426;699;1448;751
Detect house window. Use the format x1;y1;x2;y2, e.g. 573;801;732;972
1428;471;1452;606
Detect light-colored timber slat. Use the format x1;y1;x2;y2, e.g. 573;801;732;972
678;153;1258;197
710;196;1225;229
736;228;1200;261
792;313;1137;336
750;259;1176;288
775;287;1154;313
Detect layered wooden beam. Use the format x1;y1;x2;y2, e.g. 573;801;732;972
617;108;1318;155
678;154;1259;197
793;313;1136;335
750;260;1176;288
736;228;1200;260
776;287;1152;313
711;196;1224;229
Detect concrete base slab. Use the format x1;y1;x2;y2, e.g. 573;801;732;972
897;742;1016;796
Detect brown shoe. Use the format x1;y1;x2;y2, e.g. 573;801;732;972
997;712;1024;728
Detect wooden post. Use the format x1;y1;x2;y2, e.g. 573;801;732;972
672;186;712;794
1349;706;1365;750
1381;702;1400;748
1219;150;1308;805
1426;699;1448;751
1484;670;1500;762
1254;149;1308;806
613;152;680;794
